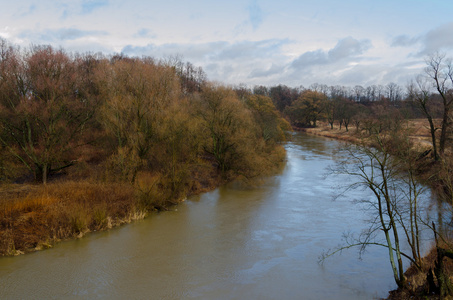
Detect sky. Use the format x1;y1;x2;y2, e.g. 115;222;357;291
1;0;453;88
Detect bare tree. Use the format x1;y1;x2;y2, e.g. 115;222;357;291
408;77;439;160
386;82;403;102
322;135;430;288
424;53;453;156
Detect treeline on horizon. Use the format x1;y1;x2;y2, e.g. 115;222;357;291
248;81;441;130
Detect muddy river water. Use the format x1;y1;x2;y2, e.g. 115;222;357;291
0;133;427;299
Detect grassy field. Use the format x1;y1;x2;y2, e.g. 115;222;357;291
301;119;434;151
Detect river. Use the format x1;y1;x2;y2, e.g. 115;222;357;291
0;133;426;299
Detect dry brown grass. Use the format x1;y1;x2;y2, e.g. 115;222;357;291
300;119;435;152
0;158;227;256
0;181;141;255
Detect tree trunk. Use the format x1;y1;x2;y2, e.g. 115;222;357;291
35;163;50;184
384;228;402;287
433;222;453;297
435;247;453;297
439;106;449;156
427;115;438;161
43;163;47;185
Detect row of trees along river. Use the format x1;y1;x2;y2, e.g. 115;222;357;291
1;38;453;297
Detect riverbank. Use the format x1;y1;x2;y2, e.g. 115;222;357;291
0;158;246;256
298;119;433;152
300;120;453;299
0;141;287;257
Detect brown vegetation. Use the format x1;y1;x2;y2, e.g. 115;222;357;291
0;39;288;256
0;165;224;256
0;181;134;255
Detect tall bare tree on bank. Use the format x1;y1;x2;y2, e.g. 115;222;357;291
408;77;440;160
321;135;429;289
425;53;453;158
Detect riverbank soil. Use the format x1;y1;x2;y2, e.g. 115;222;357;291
300;119;453;299
386;249;453;299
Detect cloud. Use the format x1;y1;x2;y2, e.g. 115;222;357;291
422;22;453;54
290;50;328;69
248;0;264;30
390;35;419;47
391;22;453;56
212;40;286;61
248;63;285;78
291;37;371;69
19;28;108;43
328;37;372;60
